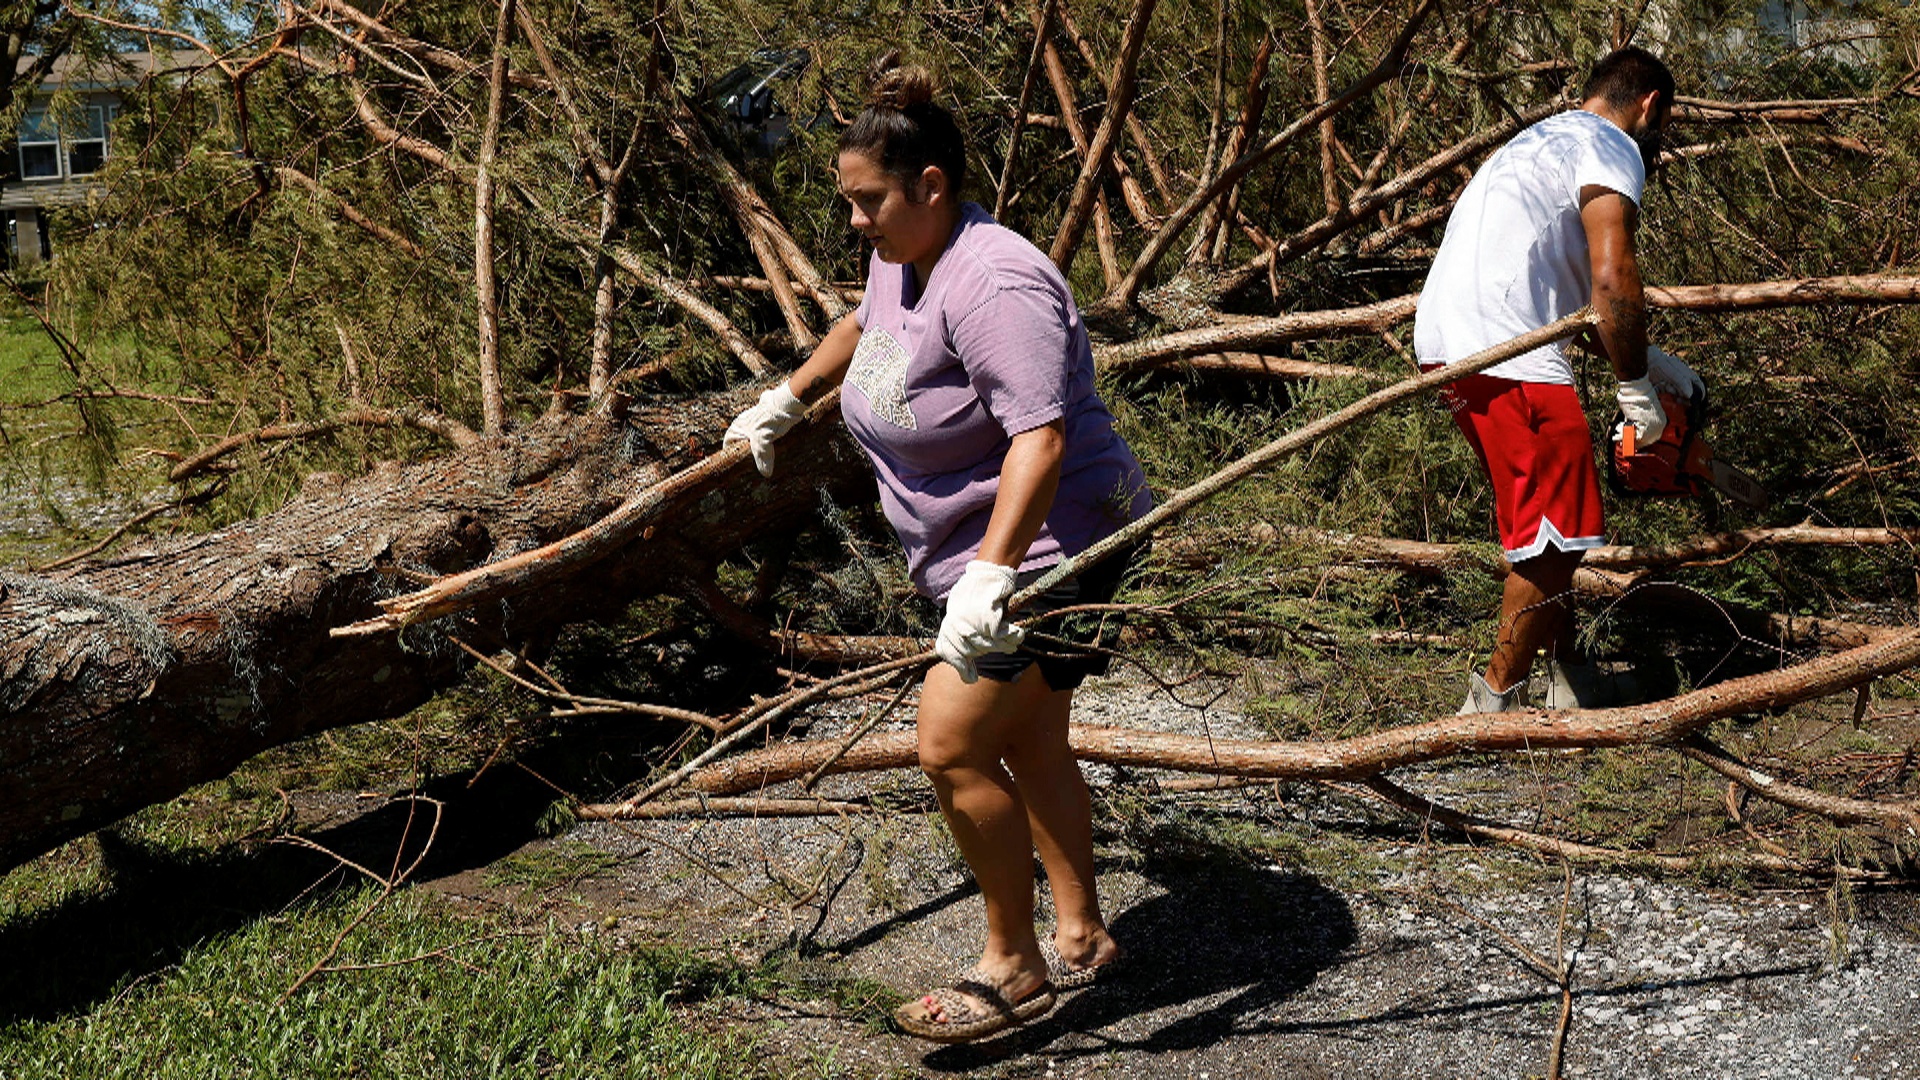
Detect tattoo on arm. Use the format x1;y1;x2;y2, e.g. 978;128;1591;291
1600;291;1649;379
1606;292;1647;341
797;375;834;404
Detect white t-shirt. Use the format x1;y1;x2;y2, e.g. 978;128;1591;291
1413;109;1645;384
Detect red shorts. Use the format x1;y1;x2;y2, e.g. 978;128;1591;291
1431;369;1604;561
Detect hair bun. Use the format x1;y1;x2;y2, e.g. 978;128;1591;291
865;51;935;110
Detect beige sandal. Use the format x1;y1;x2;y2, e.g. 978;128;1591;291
1039;937;1123;990
893;975;1057;1043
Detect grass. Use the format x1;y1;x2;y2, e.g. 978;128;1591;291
485;842;630;892
0;885;765;1080
0;689;779;1080
0;310;69;407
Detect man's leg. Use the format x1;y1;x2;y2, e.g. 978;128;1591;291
1484;546;1584;692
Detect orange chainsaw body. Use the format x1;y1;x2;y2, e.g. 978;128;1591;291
1608;390;1769;509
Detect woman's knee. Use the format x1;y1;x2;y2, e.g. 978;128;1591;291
917;729;995;780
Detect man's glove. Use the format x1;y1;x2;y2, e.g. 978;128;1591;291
723;382;809;477
1645;346;1706;403
934;561;1026;683
1614;375;1667;447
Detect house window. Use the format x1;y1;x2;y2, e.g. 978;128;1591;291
18;109;60;180
65;106;109;176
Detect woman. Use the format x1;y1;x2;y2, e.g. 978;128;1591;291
724;58;1151;1043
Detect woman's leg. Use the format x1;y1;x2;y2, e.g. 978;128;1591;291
999;680;1120;973
913;661;1060;1010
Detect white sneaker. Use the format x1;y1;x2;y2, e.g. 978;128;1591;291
1540;659;1640;710
1458;672;1528;714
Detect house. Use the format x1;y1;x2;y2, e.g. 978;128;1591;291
3;50;204;268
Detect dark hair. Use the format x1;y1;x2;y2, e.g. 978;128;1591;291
1582;46;1675;112
838;51;968;196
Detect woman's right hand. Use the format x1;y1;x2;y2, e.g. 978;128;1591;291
726;314;863;476
724;382;810;477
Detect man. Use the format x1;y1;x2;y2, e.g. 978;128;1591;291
1414;46;1697;713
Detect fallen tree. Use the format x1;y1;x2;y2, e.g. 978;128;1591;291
6;306;1915;877
0;403;871;872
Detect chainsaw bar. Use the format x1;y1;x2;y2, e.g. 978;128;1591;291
1706;457;1769;510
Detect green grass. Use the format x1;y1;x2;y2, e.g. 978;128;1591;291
0;313;68;407
0;886;765;1080
0;684;785;1080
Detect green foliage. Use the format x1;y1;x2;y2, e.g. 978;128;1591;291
758;955;908;1035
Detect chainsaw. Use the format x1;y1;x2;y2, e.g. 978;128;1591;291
1608;388;1769;510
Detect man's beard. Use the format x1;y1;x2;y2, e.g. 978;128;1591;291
1635;126;1665;177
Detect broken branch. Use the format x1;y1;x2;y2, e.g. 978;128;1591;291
168;407;479;483
1047;0;1157;273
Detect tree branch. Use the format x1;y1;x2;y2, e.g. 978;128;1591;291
1092;0;1440;317
1095;294;1417;373
1048;0;1158;272
1646;275;1920;311
1052;0;1165;228
473;0;515;436
1026;2;1122;285
993;0;1059;220
273;165;429;259
676;627;1920;797
167;408;479;483
1189;30;1273;268
1679;735;1920;837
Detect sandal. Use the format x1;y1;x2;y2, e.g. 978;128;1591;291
1039;937;1123;990
893;974;1057;1043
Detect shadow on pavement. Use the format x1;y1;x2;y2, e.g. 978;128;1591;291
922;852;1358;1069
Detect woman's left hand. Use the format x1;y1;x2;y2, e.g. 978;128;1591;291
936;561;1026;683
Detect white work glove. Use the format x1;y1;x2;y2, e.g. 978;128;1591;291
1645;346;1706;403
723;382;809;477
1614;375;1666;448
934;561;1026;684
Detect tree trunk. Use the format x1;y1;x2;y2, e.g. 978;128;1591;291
0;408;872;873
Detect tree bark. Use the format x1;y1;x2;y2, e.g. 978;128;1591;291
473;0;516;437
1307;0;1340;219
0;409;872;873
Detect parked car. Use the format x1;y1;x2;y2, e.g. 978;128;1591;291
703;48;815;155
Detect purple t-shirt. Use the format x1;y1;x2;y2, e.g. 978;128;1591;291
843;203;1152;598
